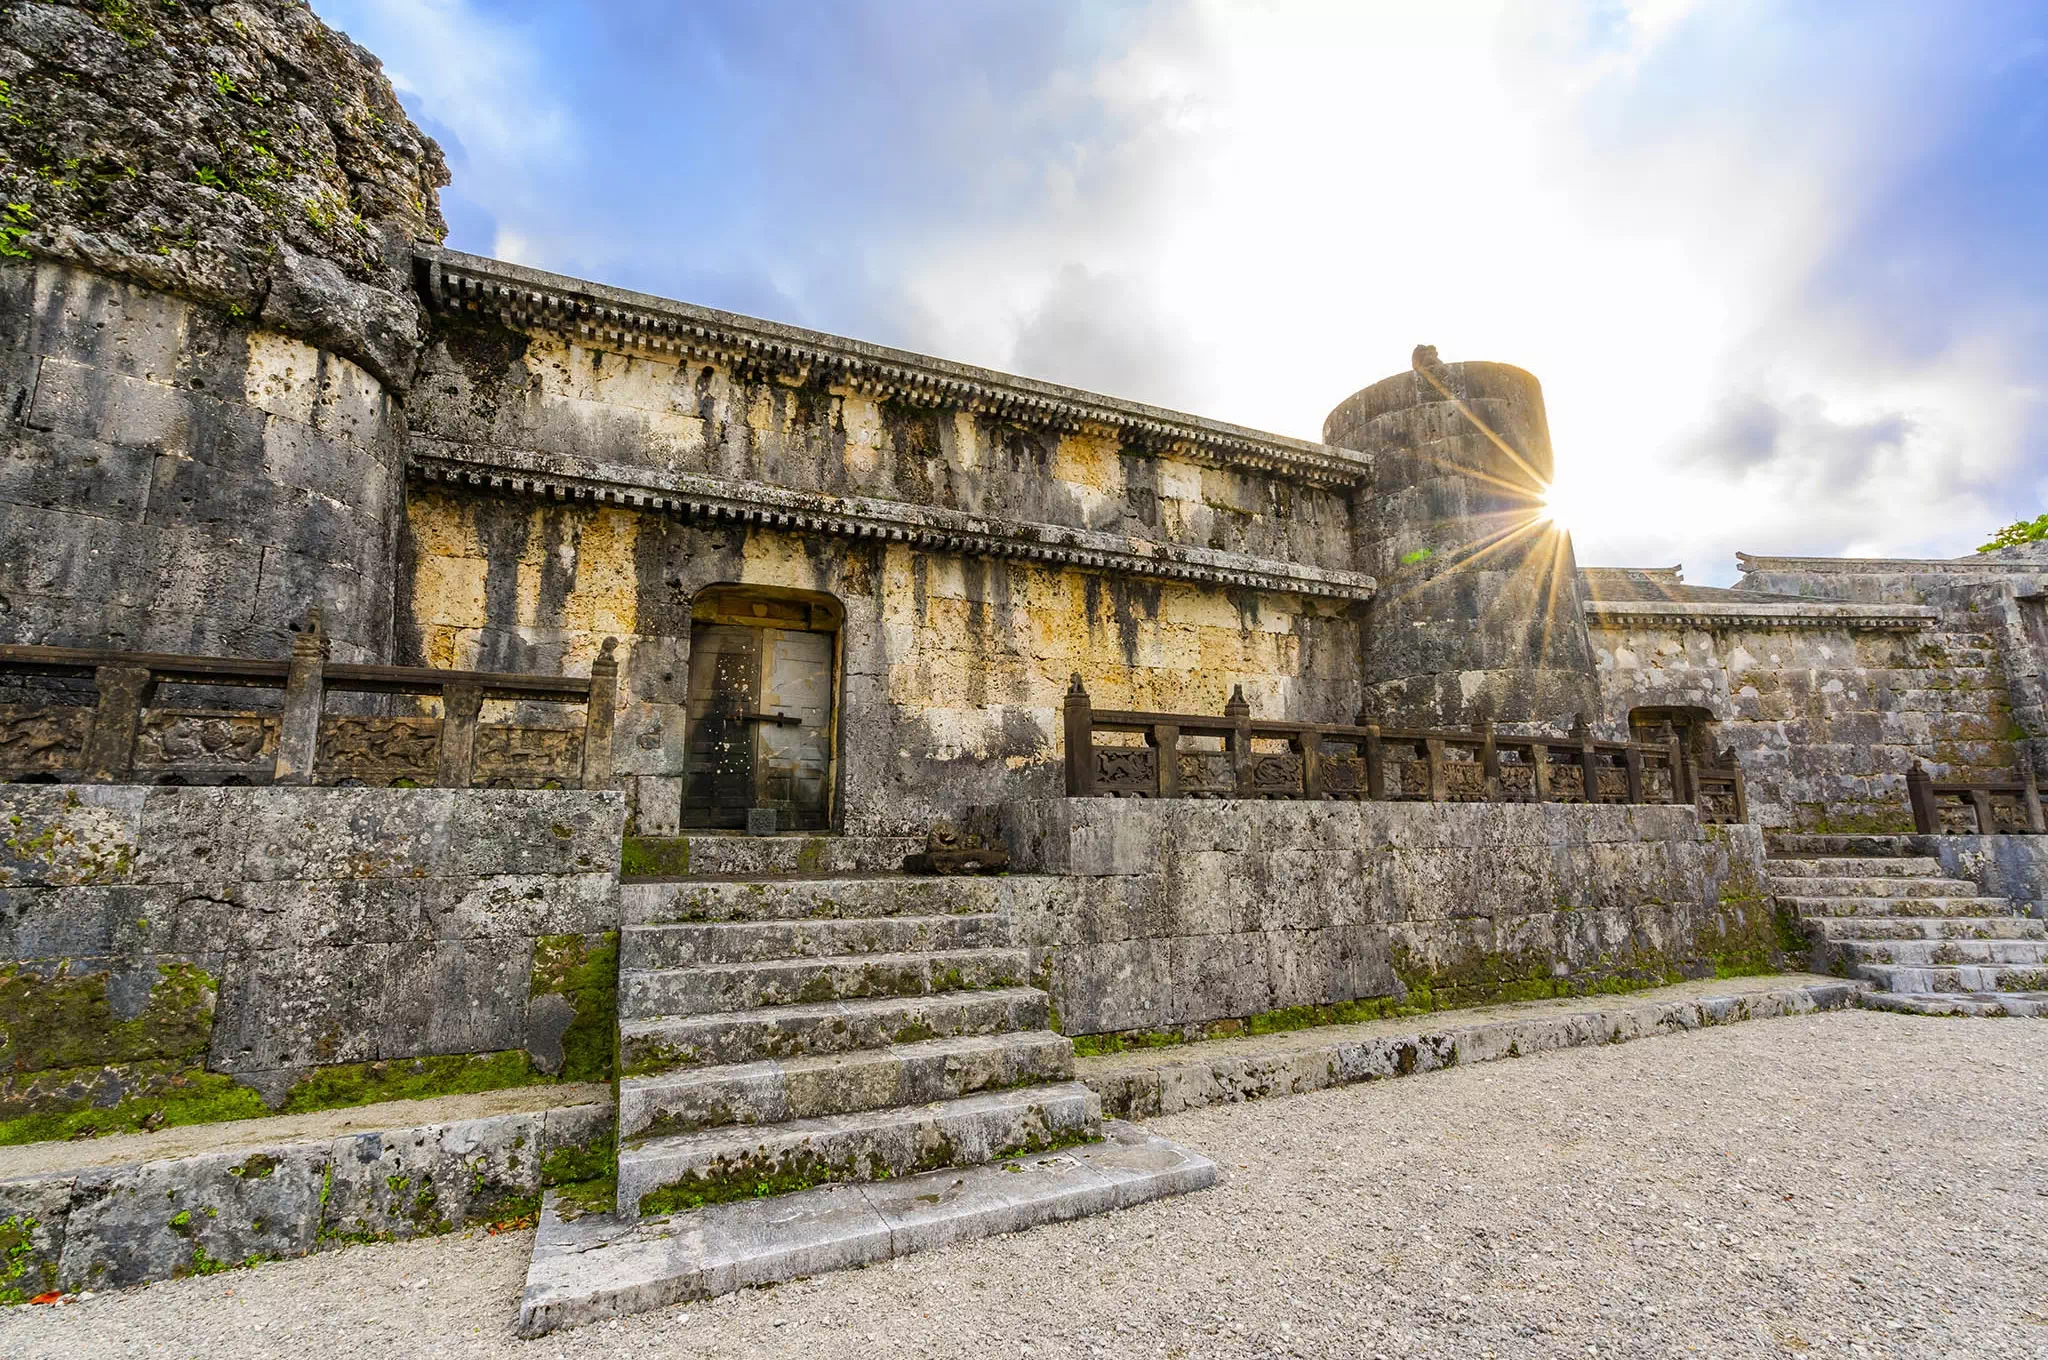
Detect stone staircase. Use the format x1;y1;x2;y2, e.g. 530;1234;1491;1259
516;834;1214;1335
1769;834;2048;1017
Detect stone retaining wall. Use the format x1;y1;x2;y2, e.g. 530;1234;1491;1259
0;785;623;1141
0;1098;609;1301
990;798;1780;1039
1911;834;2048;918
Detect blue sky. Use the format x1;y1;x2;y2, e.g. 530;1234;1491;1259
315;0;2047;583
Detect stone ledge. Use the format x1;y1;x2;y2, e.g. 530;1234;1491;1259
514;1119;1215;1338
1584;600;1937;631
1735;552;2048;576
408;440;1377;602
1076;975;1866;1119
0;1090;612;1301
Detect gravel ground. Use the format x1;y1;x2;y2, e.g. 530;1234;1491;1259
7;1009;2046;1360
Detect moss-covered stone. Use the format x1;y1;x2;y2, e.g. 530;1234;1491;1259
0;960;216;1078
529;932;617;1084
620;837;691;879
277;1051;539;1114
0;1063;267;1146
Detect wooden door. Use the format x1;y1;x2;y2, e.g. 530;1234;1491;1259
681;621;836;830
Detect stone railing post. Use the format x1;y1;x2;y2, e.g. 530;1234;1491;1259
1905;760;1936;834
1530;741;1552;803
1478;718;1500;802
273;610;328;786
2025;761;2046;836
1623;742;1645;804
1364;724;1385;799
1573;713;1600;804
579;637;620;791
1424;737;1447;802
1299;727;1323;800
1226;684;1253;797
1062;674;1095;797
1151;722;1181;798
1666;736;1688;805
436;681;484;788
80;663;154;783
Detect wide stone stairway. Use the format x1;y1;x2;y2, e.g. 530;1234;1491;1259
1769;834;2048;1017
516;834;1214;1336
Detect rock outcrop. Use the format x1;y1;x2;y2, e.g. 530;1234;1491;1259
0;0;447;388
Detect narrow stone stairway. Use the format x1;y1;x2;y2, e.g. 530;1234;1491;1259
517;834;1214;1335
1769;834;2048;1017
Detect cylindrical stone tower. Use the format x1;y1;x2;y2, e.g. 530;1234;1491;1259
1324;346;1600;733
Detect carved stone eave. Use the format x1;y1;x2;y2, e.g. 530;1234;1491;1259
1583;600;1937;632
412;245;1375;492
1735;552;2048;576
408;437;1379;603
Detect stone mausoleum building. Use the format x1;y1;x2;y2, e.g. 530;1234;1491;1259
2;0;2045;1330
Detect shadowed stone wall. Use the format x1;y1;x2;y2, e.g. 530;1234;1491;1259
0;785;622;1141
0;260;405;660
1325;351;1600;733
989;798;1779;1040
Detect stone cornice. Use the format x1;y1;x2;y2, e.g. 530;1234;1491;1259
407;437;1378;603
412;245;1374;492
1584;600;1937;632
1736;552;2048;575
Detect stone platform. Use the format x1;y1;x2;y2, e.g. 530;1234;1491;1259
514;1119;1214;1337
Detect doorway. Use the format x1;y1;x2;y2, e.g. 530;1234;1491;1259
682;586;841;831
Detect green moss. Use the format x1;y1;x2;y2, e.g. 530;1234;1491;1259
0;1213;55;1305
795;839;826;873
529;932;617;1084
0;1064;267;1146
277;1051;538;1114
0;961;217;1077
621;837;691;879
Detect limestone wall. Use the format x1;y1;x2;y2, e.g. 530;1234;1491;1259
401;487;1365;837
0;260;406;662
1588;617;2019;832
408;314;1358;576
989;798;1778;1039
0;785;623;1142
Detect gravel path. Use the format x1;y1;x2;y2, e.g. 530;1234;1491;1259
7;1009;2046;1359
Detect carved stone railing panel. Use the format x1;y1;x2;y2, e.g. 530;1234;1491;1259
317;716;441;785
1095;746;1158;796
136;710;277;768
1322;756;1367;796
0;705;90;775
1177;751;1234;796
475;724;583;787
1248;752;1302;796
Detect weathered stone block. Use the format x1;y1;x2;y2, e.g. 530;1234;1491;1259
0;1174;72;1303
323;1111;547;1242
56;1145;327;1289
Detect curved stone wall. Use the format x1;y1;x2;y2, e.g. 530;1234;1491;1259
1326;350;1599;731
0;260;404;662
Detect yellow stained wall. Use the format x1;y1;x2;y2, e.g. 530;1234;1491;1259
402;486;1362;827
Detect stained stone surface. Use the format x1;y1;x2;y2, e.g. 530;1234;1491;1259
1;786;624;1115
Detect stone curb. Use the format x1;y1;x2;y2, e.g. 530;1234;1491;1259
0;1102;613;1302
1078;982;1869;1120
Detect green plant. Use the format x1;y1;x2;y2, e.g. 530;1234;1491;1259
1980;514;2048;553
1399;547;1434;566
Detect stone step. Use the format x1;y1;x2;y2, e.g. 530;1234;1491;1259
625;835;923;880
620;986;1052;1073
1837;938;2048;967
614;1081;1103;1221
622;874;1031;925
516;1120;1217;1337
1765;875;1979;898
1766;857;1946;879
1860;991;2048;1018
1805;915;2048;942
1776;895;2023;919
619;914;1011;970
1858;961;2048;994
620;947;1030;1020
1770;834;1920;859
617;1031;1076;1142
